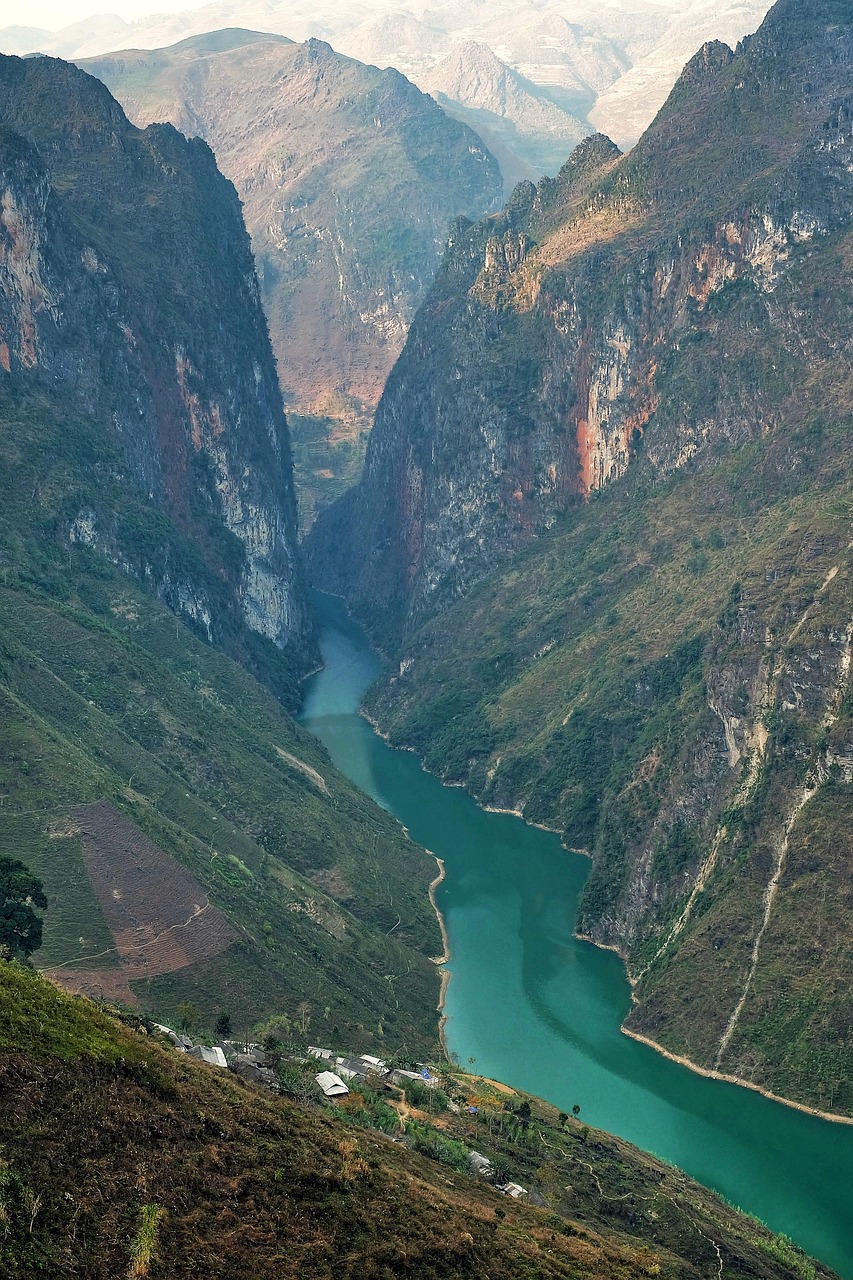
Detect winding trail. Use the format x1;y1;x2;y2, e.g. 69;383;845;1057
715;778;818;1068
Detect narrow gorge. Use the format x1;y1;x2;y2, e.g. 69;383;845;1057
308;0;853;1119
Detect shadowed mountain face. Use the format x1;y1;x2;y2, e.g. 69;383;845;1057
0;51;450;1046
83;31;503;529
0;51;312;685
307;0;853;1115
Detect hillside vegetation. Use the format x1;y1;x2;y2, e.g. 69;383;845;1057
0;320;441;1055
308;0;853;1113
0;963;834;1279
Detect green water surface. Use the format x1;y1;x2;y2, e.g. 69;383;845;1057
299;592;853;1277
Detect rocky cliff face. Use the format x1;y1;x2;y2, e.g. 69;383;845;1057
82;31;503;529
0;53;313;692
308;0;853;1114
309;3;853;649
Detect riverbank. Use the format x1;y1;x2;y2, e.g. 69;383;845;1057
369;714;853;1127
427;855;453;1056
622;1027;853;1127
300;594;853;1279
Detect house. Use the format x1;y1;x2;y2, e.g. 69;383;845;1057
231;1055;278;1089
359;1054;387;1073
307;1046;334;1061
334;1056;378;1082
390;1068;438;1088
316;1071;350;1098
468;1151;493;1177
500;1182;527;1199
189;1045;228;1069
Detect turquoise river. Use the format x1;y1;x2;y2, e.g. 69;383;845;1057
299;593;853;1277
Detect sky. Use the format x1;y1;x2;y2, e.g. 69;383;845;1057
0;0;208;29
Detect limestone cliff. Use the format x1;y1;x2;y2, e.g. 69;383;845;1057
308;0;853;1114
0;53;313;694
82;31;503;529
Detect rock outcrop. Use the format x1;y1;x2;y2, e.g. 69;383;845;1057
82;31;503;529
0;53;313;690
308;0;853;1114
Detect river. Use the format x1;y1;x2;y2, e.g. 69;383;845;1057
299;592;853;1277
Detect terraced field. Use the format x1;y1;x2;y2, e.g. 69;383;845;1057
41;802;238;1004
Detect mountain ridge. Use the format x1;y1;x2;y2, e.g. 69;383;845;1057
0;51;444;1047
81;31;503;530
306;0;853;1116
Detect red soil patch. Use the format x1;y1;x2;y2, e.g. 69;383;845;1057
45;801;236;1005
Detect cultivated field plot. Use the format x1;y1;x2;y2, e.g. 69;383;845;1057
44;801;237;1005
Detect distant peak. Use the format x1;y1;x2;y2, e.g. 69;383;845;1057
168;29;293;57
304;37;335;59
674;39;735;91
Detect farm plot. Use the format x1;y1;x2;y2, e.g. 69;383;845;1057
43;801;237;1004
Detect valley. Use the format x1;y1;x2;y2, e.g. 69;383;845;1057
308;0;853;1123
0;0;852;1275
301;591;853;1279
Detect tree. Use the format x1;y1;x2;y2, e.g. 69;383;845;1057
0;857;47;961
177;1001;198;1032
215;1012;232;1037
255;1013;292;1047
295;1001;312;1037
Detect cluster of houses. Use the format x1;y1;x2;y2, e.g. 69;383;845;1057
154;1024;276;1086
308;1046;527;1200
307;1045;441;1099
154;1026;527;1200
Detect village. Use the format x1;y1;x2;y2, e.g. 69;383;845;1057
154;1022;530;1200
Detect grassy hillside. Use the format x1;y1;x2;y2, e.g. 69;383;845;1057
0;384;441;1051
364;318;853;1109
308;0;853;1113
0;962;834;1279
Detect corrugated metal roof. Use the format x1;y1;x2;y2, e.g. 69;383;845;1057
316;1071;350;1097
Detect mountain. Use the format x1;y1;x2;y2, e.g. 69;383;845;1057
589;0;776;147
82;31;503;530
0;51;311;685
307;0;853;1116
0;2;773;153
421;42;589;189
0;962;835;1280
0;52;443;1048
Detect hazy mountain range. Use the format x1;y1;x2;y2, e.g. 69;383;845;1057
80;30;502;530
2;1;774;153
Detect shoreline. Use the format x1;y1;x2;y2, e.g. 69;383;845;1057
312;592;853;1131
368;708;853;1128
427;853;452;1058
621;1027;853;1127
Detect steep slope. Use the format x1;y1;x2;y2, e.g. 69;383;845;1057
82;31;503;530
590;0;772;146
421;42;589;188
0;393;443;1047
0;53;443;1047
307;0;853;1114
0;963;837;1280
0;52;312;688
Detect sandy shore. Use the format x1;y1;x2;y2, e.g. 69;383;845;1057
427;854;453;1061
428;856;451;968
